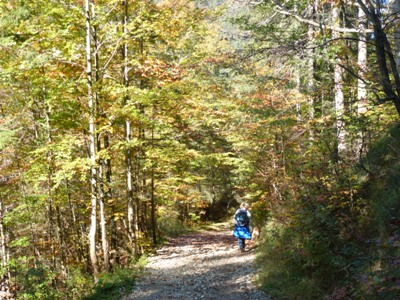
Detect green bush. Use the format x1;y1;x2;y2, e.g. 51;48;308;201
9;257;61;300
63;268;92;300
256;226;326;299
354;125;400;299
256;200;361;300
256;125;400;299
11;257;91;300
83;267;137;300
157;207;187;236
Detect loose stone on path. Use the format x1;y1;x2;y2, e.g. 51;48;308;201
122;229;270;300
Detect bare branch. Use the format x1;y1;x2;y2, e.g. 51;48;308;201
274;8;373;34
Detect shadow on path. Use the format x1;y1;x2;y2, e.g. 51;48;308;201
122;229;270;300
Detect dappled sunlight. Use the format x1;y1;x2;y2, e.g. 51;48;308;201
123;230;269;300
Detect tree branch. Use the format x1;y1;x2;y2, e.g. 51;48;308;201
273;6;373;34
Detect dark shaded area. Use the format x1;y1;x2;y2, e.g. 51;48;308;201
204;195;238;221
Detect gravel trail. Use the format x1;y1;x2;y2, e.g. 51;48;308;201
122;228;270;300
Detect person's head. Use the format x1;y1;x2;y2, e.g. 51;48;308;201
240;202;249;210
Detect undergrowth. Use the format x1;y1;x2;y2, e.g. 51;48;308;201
255;125;400;299
83;263;145;300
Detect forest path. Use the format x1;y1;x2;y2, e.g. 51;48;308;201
122;226;270;300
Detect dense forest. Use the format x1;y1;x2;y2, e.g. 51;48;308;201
1;0;400;299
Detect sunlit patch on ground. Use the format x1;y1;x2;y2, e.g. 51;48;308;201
122;229;270;300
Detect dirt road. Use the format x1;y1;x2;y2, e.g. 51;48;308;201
122;228;270;300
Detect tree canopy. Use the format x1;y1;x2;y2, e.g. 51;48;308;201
1;0;400;298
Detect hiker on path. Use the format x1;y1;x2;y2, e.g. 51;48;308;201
233;202;252;252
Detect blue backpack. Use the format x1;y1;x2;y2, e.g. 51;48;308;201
235;210;249;226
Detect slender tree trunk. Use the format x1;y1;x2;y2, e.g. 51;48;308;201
98;166;109;271
44;103;57;272
92;5;109;272
295;69;301;124
85;0;99;277
307;0;318;140
307;46;315;139
357;3;368;115
356;1;368;159
390;0;400;70
98;131;113;270
0;201;10;278
104;133;118;265
0;199;12;299
135;120;145;242
357;0;400;115
122;0;136;254
332;5;347;158
135;34;146;248
150;106;157;246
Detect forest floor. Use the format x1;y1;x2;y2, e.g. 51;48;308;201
121;224;271;300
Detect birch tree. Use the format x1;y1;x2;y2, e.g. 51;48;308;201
357;1;368;115
356;0;368;158
85;0;99;277
92;4;110;272
332;5;347;157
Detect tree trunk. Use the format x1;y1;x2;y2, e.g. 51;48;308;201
98;165;109;271
332;5;347;158
357;0;400;115
122;0;136;254
104;133;118;265
390;0;400;70
357;2;368;115
356;1;368;159
0;201;10;278
295;69;301;124
0;200;12;299
85;0;99;277
44;93;58;271
307;25;316;140
150;106;157;246
93;5;109;272
99;131;113;269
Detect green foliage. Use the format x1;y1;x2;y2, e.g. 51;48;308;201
2;0;400;299
257;233;326;299
352;125;400;299
63;268;92;300
8;258;91;300
10;258;58;300
256;193;362;298
0;128;17;149
83;268;137;300
253;124;400;299
157;206;188;236
19;268;57;299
